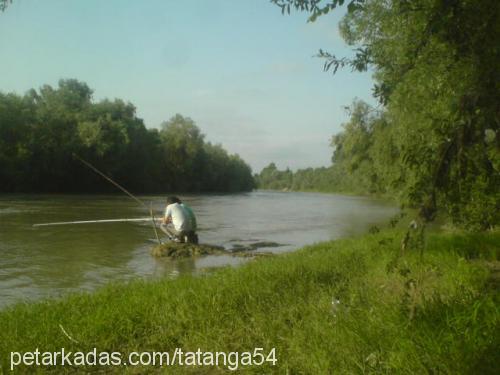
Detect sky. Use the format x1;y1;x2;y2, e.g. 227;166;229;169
0;0;375;172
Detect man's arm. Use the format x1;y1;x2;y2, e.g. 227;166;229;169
163;205;172;224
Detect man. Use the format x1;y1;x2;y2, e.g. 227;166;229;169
161;196;198;244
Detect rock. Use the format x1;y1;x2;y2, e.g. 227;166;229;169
151;242;225;258
230;241;285;252
248;241;284;249
151;241;277;259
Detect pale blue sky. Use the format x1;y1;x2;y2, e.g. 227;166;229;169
0;0;375;172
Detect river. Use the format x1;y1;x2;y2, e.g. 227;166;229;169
0;191;398;308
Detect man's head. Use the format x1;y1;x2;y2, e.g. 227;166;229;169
166;196;181;205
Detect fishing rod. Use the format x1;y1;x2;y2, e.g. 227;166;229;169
73;154;147;208
32;154;163;244
33;218;161;227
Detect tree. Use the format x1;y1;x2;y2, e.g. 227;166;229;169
160;114;206;191
274;0;500;229
26;80;91;191
0;93;34;191
0;81;255;194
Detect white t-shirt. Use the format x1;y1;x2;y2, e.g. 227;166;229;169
164;203;192;231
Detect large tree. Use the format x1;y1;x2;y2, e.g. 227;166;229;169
274;0;500;229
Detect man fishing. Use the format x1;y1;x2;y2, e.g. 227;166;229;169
161;196;198;244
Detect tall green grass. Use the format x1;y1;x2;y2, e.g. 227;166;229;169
0;229;498;373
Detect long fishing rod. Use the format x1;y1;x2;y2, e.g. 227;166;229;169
73;154;146;208
53;154;164;244
33;218;161;227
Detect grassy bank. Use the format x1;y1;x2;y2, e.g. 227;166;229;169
0;229;499;374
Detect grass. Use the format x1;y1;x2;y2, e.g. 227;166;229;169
0;228;499;373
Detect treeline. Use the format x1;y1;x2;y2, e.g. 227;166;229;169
256;164;337;193
0;79;254;193
256;101;401;195
261;0;500;230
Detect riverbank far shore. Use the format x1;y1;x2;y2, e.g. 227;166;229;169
0;228;498;373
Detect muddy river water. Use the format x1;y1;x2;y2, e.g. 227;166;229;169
0;191;398;308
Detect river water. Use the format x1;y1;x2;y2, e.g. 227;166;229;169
0;191;398;308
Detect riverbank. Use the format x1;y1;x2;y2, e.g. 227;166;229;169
0;228;498;373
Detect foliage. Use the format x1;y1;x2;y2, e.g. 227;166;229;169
0;80;255;193
0;228;498;373
269;0;500;230
256;99;400;195
272;0;365;21
0;0;10;12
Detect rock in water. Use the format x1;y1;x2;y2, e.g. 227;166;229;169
231;241;284;252
151;242;226;258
